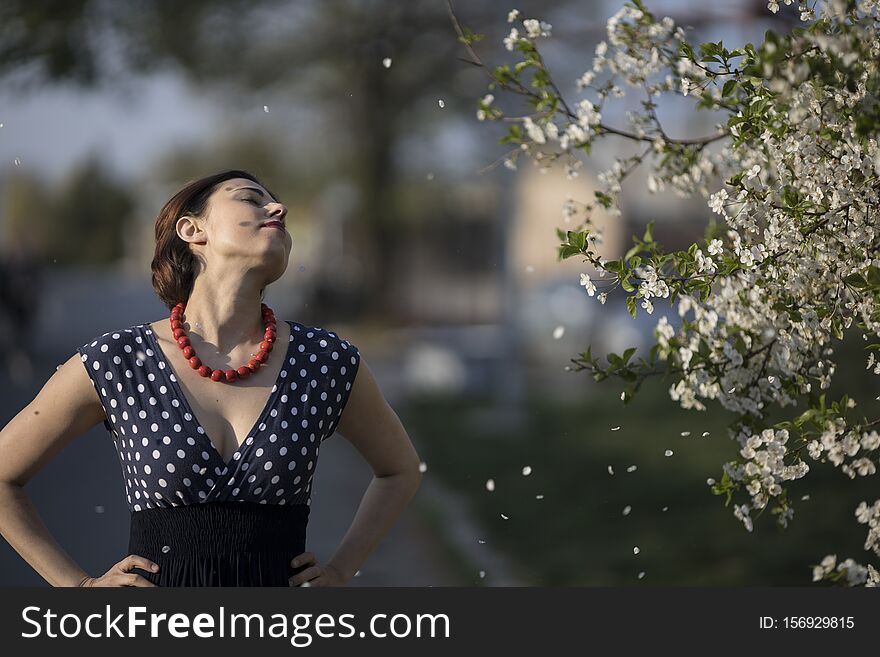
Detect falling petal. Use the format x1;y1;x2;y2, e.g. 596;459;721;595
768;376;775;383
521;465;532;476
662;506;668;512
162;545;171;553
626;465;637;472
477;539;486;544
620;391;626;401
382;57;392;68
633;546;640;555
500;512;508;520
680;431;690;437
426;172;434;180
664;449;673;457
801;494;810;501
263;105;269;113
638;571;646;579
611;426;621;431
622;505;631;516
136;350;147;361
479;570;485;578
418;461;427;473
301;581;312;587
485;478;495;491
702;431;710;437
438;99;445;108
354;570;361;577
94;505;105;514
0;123;4;128
14;157;21;166
552;325;565;339
706;478;715;485
728;387;736;393
607;465;614;475
535;494;544;500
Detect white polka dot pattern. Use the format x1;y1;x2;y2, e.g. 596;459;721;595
76;320;360;513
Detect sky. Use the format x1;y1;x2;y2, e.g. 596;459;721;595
0;70;222;184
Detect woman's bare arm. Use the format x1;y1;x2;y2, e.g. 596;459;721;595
0;351;107;586
323;357;423;583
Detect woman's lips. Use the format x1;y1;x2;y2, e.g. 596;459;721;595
261;221;285;231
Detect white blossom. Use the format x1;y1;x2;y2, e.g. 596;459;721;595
523;18;552;39
522;117;546;144
503;27;520;51
576;70;595;90
708;188;729;215
580;272;597;296
575;99;602;129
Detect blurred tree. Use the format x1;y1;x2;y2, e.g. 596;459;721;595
49;155;136;265
2;156;136;265
2;172;50;254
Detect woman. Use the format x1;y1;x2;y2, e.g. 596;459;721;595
0;169;423;587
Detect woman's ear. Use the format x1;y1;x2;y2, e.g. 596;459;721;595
175;214;203;243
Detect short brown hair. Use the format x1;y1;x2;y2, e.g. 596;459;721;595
150;169;281;310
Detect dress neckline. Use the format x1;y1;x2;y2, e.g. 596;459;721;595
140;320;295;472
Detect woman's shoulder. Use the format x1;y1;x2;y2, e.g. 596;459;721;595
288;319;356;346
287;320;360;365
76;323;147;358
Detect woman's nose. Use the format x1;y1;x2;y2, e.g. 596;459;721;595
269;202;287;219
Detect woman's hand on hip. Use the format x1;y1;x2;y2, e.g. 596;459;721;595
81;554;160;587
289;551;346;587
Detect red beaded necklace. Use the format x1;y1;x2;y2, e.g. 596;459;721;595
170;301;277;383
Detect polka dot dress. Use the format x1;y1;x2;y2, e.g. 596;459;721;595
77;320;360;514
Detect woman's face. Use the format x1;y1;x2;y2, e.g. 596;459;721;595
179;177;292;285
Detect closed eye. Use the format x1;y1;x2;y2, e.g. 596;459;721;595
242;197;261;206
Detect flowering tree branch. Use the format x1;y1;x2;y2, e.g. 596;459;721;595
450;0;880;586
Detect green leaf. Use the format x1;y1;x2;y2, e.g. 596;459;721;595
843;272;867;288
594;190;614;209
699;42;721;59
492;64;513;84
626;295;637;319
558;244;582;260
604;259;623;274
624;243;642;261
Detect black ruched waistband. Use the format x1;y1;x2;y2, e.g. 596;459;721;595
128;500;310;557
